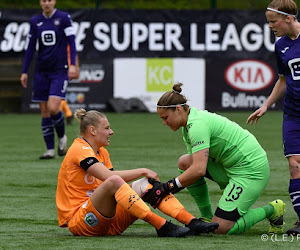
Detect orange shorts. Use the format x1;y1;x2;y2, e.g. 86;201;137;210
68;197;138;236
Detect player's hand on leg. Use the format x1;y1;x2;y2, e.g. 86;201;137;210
149;178;185;194
142;178;169;208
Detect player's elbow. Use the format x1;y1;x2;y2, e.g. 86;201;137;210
198;169;206;178
192;166;206;178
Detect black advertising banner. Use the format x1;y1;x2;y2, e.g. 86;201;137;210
21;59;112;112
66;60;113;111
205;57;283;111
0;9;273;58
0;9;281;111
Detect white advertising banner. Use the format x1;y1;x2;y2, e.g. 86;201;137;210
114;58;205;112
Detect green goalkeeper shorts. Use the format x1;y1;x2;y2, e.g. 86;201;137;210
206;158;270;217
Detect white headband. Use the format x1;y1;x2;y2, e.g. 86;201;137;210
267;7;296;18
157;103;187;108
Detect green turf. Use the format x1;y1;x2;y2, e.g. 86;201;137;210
0;111;299;249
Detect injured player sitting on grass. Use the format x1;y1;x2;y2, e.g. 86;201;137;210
56;109;218;237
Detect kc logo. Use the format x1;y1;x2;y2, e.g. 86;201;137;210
146;58;173;92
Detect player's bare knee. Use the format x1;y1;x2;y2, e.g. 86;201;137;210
39;104;50;117
48;107;60;116
212;215;235;234
289;163;300;178
288;156;300;177
105;175;126;190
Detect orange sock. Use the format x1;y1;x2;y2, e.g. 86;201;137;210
143;212;166;230
115;183;166;230
145;184;195;225
175;209;195;225
60;100;72;118
157;194;194;225
60;100;67;113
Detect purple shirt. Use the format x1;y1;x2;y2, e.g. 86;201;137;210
275;35;300;117
22;9;76;73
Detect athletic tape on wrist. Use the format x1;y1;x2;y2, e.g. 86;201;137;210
175;177;183;188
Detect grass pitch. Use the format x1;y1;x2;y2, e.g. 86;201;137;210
0;111;299;249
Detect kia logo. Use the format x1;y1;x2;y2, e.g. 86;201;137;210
225;60;274;92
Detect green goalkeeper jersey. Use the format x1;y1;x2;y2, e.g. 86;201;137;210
182;108;268;173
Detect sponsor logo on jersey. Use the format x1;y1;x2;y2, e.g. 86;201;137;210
84;173;95;184
41;30;56;46
192;141;204;148
54;18;60;26
288;58;300;80
281;47;289;53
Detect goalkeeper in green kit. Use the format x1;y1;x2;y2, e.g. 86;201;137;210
142;83;286;235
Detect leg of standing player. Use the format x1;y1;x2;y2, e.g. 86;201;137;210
287;155;300;235
284;119;300;235
32;72;56;159
39;101;55;159
48;71;69;157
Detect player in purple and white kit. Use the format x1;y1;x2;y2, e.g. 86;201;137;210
247;0;300;236
20;0;77;159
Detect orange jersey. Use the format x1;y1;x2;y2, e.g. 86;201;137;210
56;138;113;227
